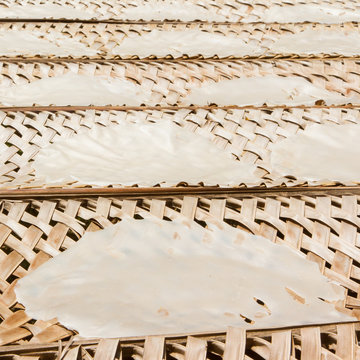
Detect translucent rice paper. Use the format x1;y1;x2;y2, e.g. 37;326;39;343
0;30;99;57
32;122;258;187
271;123;360;183
262;4;360;24
114;30;262;58
0;73;150;106
15;217;354;338
120;1;226;21
116;29;360;58
184;75;355;106
1;28;358;59
0;73;354;107
271;30;360;56
0;4;94;19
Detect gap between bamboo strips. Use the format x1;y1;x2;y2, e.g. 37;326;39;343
0;55;358;62
1;185;360;199
0;104;358;112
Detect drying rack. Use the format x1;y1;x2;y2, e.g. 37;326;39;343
0;1;360;359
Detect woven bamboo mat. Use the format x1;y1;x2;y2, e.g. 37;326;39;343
0;59;358;106
2;323;360;359
0;194;359;347
0;22;359;59
0;0;359;22
1;1;360;359
1;107;360;191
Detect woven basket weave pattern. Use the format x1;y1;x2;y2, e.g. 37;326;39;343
0;22;359;59
0;0;359;22
0;59;358;106
0;194;359;347
1;107;360;189
0;0;359;357
2;323;360;359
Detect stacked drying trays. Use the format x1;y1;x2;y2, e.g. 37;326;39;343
0;0;360;359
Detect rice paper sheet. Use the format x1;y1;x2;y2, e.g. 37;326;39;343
113;30;262;58
15;217;354;338
120;1;226;21
262;4;360;24
32;122;258;187
184;75;355;106
0;73;150;107
0;4;94;19
271;123;360;183
0;73;356;107
270;30;360;56
0;30;99;57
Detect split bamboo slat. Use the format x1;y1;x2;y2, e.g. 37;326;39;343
0;22;359;60
0;0;358;22
0;194;358;351
0;59;358;106
1;323;360;360
1;107;360;190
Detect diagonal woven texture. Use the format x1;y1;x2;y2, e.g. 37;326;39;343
1;2;360;359
0;59;358;106
0;0;359;22
2;323;360;359
0;107;360;189
0;194;358;347
0;22;359;59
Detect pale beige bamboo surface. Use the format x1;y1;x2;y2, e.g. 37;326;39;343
0;194;359;347
1;107;360;190
1;323;360;359
0;22;359;59
0;0;359;22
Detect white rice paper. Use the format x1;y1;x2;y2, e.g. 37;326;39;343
0;73;150;106
262;4;360;24
0;73;355;107
271;30;360;56
32;122;258;187
271;123;360;183
0;28;359;58
113;30;262;58
0;30;99;57
184;75;355;106
15;218;354;338
120;1;226;21
0;4;94;19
